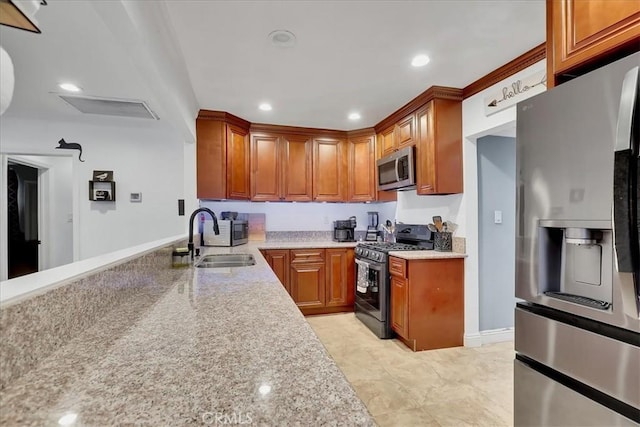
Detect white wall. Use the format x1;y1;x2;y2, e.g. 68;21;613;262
395;191;464;231
200;200;397;232
0;116;191;261
461;59;546;346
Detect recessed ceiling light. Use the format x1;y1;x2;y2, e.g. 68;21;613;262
59;83;82;92
268;30;296;48
258;103;272;111
348;112;361;120
411;54;430;67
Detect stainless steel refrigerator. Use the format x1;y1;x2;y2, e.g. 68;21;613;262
515;51;640;426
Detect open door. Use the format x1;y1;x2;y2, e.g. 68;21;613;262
7;161;40;279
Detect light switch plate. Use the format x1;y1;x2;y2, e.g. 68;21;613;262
494;210;503;224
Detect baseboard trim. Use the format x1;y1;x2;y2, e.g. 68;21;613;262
464;333;482;347
480;327;514;345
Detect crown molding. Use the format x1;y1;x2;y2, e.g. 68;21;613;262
462;43;546;99
197;110;251;130
373;86;463;133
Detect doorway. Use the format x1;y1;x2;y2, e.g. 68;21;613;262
7;162;40;279
477;133;517;332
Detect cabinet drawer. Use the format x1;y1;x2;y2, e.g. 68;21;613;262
389;256;406;277
291;249;325;263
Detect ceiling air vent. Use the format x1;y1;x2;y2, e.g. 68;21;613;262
58;94;159;120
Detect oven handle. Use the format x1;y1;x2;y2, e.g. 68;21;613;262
355;257;385;271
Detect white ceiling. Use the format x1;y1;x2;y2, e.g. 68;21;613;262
1;0;545;133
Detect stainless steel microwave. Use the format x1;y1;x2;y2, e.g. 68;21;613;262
203;219;249;247
376;146;416;191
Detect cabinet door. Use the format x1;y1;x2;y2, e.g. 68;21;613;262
226;125;250;199
313;138;347;201
415;103;436;194
265;250;290;294
390;276;409;339
325;248;355;307
196;119;226;199
290;262;326;309
380;125;396;157
282;134;313;201
251;134;281;201
348;135;376;202
550;0;640;78
396;114;415;149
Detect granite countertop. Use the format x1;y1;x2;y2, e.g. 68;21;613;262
0;242;375;426
388;250;467;260
255;240;358;249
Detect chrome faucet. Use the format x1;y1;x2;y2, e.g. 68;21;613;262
188;208;219;259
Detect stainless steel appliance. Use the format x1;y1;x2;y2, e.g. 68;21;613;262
515;52;640;426
354;224;433;338
366;211;379;241
333;216;356;242
377;146;416;191
202;219;248;247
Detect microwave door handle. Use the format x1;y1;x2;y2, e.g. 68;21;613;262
395;158;401;183
612;65;639;318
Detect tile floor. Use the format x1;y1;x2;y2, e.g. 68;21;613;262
307;313;514;427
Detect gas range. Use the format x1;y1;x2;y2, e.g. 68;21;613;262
355;242;429;262
354;224;434;339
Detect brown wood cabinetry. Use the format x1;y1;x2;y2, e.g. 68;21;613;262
547;0;640;86
325;248;355;307
396;113;416;150
196;112;250;200
290;249;326;310
263;249;290;293
347;133;376;202
313;137;347;201
379;125;396;157
250;133;313;201
415;99;463;195
389;256;464;351
262;247;355;315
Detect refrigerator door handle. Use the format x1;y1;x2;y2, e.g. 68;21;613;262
614;66;638;152
612;66;639;319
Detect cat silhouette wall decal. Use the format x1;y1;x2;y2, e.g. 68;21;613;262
55;138;84;162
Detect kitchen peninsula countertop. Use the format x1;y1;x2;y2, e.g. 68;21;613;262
0;242;375;426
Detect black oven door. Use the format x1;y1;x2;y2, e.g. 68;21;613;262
355;257;386;321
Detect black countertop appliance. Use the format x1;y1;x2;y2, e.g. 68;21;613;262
333;216;356;242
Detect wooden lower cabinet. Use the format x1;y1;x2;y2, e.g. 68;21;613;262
389;256;464;351
262;249;290;293
262;247;355;315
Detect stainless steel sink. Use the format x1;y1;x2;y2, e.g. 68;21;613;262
195;253;256;268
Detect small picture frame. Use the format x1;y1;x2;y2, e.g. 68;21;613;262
93;189;112;201
130;192;142;202
93;170;113;182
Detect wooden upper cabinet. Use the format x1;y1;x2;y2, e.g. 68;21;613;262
548;0;640;85
395;114;415;149
251;134;281;201
415;99;463;195
347;134;376;202
196;112;250;200
281;135;313;201
226;125;250;199
197;119;226;199
379;125;396;157
313;137;347;201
